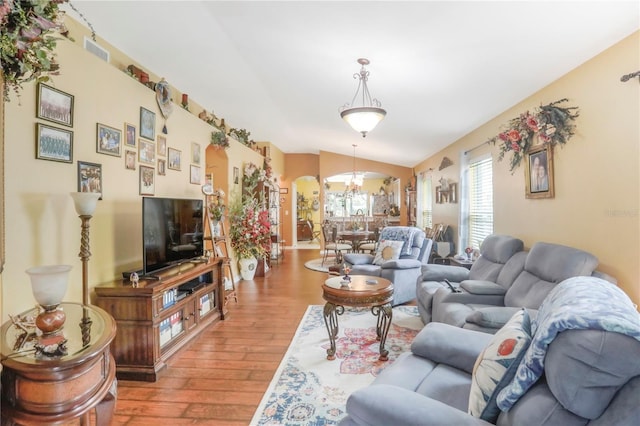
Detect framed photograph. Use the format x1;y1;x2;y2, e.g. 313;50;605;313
125;150;136;170
139;106;156;140
233;166;239;185
190;164;201;185
36;123;73;163
168;147;181;171
77;161;102;198
449;183;458;203
279;188;288;194
525;144;554;199
157;135;166;156
96;123;122;157
37;83;74;127
125;123;136;147
139;139;155;164
435;186;444;204
139;165;155;195
191;142;201;165
158;158;166;176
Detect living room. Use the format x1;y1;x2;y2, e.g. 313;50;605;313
0;1;639;424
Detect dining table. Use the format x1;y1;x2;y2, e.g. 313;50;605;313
337;230;375;252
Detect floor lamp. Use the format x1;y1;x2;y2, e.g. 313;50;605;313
70;192;100;346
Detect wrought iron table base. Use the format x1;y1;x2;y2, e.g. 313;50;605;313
322;302;392;361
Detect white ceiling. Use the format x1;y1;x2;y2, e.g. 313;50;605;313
64;1;639;167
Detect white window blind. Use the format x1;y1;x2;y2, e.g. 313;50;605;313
421;174;433;229
468;157;493;249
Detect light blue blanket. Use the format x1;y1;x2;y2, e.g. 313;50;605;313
497;276;640;411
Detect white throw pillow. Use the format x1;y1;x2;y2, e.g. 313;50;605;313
372;240;404;265
468;309;532;422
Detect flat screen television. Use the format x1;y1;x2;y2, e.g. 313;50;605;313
142;197;204;275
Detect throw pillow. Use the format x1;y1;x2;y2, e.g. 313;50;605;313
372;239;404;266
468;309;532;422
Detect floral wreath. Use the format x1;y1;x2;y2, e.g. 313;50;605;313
1;0;68;101
488;99;579;173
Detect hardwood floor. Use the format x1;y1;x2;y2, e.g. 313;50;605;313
113;249;326;425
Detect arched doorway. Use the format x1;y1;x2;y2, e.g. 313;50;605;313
293;175;320;249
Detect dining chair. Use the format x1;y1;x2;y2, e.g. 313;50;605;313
321;223;352;265
358;227;380;254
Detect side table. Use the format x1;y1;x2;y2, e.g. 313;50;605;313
1;303;117;425
449;257;475;270
322;275;394;361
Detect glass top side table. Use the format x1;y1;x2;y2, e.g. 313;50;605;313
1;302;117;425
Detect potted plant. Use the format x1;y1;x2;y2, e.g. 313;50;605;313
210;130;230;150
207;189;227;230
229;197;270;280
1;0;69;101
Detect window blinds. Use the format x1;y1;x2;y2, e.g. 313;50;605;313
420;174;433;229
468;157;493;249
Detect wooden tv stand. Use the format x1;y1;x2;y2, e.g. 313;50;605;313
95;258;225;382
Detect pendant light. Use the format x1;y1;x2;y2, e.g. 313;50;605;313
340;58;386;137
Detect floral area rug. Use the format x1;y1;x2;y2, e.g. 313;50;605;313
250;305;423;425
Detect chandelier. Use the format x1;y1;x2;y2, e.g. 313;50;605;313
340;58;386;137
344;144;363;197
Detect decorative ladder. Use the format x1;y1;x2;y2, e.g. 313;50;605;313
204;205;237;304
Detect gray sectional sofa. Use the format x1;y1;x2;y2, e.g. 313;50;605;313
417;234;612;333
340;276;640;425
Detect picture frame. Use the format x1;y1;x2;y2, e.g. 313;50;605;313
190;164;201;185
37;83;74;127
125;123;136;147
139;106;156;140
77;161;102;199
96;123;122;157
233;166;239;185
435;186;444;204
279;188;289;194
125;150;136;170
168;147;181;170
157;135;166;156
158;158;166;176
191;142;201;165
36;123;73;163
139;165;155;195
138;139;155;164
525;144;554;199
449;183;458;203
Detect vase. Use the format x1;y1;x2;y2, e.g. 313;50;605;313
239;257;258;280
212;220;221;237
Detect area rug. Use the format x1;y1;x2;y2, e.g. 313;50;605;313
250;305;423;425
304;257;334;273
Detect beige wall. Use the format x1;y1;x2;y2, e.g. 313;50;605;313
1;35;278;320
414;32;640;306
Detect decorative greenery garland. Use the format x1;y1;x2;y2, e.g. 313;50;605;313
1;0;68;101
488;99;580;172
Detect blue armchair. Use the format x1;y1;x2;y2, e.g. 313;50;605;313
343;226;432;306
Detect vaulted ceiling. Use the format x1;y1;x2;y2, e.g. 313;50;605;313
64;1;639;167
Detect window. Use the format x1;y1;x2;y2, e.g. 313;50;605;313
418;173;433;229
466;157;493;249
324;191;369;216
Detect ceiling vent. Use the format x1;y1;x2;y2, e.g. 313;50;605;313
83;37;110;63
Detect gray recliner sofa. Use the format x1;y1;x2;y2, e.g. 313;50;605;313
430;241;601;333
417;234;525;324
340;276;640;426
344;226;432;306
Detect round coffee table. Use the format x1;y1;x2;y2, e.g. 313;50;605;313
322;275;394;361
